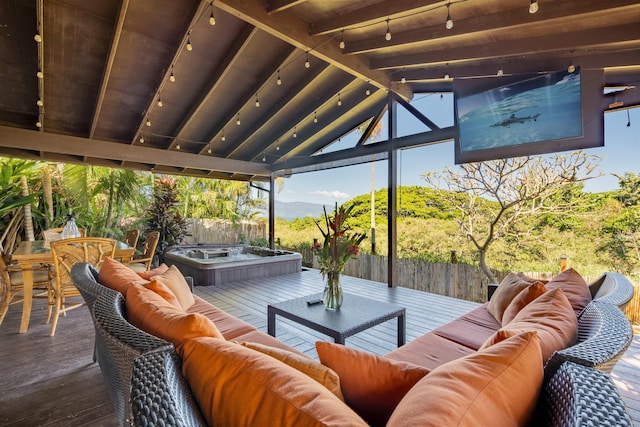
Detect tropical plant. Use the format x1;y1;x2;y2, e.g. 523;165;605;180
143;176;189;255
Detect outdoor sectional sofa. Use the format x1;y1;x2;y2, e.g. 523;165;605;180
70;258;635;427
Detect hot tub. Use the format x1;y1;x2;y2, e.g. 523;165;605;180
163;244;302;286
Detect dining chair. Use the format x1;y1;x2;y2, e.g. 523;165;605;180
48;237;116;336
124;229;140;249
0;251;52;327
128;231;160;272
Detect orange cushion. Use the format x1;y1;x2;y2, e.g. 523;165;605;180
385;331;475;371
187;296;256;339
544;268;591;314
387;331;543;427
98;257;149;294
487;273;532;323
137;263;170;280
125;285;223;346
486;288;577;362
240;341;344;400
317;341;430;427
144;279;181;308
501;281;547;325
149;265;195;310
177;337;368;427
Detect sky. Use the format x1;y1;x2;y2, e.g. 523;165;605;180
275;93;639;207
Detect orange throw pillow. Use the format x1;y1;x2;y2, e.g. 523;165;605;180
125;285;223;347
316;341;430;427
501;281;547;325
487;273;532;324
177;337;368;427
485;288;577;362
240;342;344;400
149;265;195;310
137;263;170;280
144;279;181;308
544;268;591;314
387;331;543;427
98;257;149;294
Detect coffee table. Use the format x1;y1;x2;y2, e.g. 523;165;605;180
267;292;406;347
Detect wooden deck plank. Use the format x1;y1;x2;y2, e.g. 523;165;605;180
0;269;638;426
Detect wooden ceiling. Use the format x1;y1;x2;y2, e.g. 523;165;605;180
0;0;638;181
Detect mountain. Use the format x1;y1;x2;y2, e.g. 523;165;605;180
258;201;331;220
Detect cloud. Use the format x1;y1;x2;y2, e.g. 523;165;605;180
310;190;350;199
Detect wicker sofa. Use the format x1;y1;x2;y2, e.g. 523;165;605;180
71;262;635;426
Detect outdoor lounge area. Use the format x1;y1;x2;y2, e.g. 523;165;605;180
0;268;638;426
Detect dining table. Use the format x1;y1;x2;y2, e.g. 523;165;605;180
10;239;135;333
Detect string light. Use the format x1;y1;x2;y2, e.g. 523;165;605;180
209;2;216;25
186;32;193;51
37;70;43;79
236;113;241;125
176;143;181;150
276;143;280;151
339;31;345;49
446;4;453;30
401;69;406;84
255;94;260;107
34;33;42;42
146;117;151;126
221;133;226;141
337;93;342;106
385;19;392;41
365;87;371;96
139;135;144;143
497;67;504;76
170;66;176;82
293;127;297;138
276;69;282;85
36;99;43;107
157;97;163;107
529;0;539;14
305;51;310;68
314;111;318;123
207;144;212;154
262;154;266;162
36;121;42;128
568;50;576;73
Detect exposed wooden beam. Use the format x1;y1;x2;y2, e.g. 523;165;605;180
90;0;129;140
342;0;640;55
0;126;270;177
215;0;412;99
371;23;640;70
310;0;442;36
266;0;306;14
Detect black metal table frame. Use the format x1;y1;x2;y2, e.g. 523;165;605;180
267;292;406;347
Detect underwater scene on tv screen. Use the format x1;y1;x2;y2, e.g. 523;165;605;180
457;69;582;152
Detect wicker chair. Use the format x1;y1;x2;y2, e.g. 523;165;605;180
128;231;159;272
124;229;139;249
47;237;116;336
0;251;52;327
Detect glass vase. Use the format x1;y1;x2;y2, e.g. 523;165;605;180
323;271;343;310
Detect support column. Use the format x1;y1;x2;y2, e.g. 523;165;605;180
387;94;398;287
269;174;275;249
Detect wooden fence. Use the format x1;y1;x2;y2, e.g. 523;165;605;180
184;219;265;245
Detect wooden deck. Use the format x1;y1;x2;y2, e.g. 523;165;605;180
0;269;638;426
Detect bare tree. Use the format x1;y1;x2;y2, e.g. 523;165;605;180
423;152;601;282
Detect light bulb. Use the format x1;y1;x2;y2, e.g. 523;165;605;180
176;143;181;150
293;128;297;138
276;145;280;151
568;61;575;73
221;134;226;141
209;11;216;25
236;115;241;125
314;112;318;123
366;88;371;96
157;98;163;107
146;118;151;126
170;70;176;82
36;99;43;107
262;155;266;162
36;121;42;128
385;19;391;41
34;33;42;42
401;76;406;84
444;73;450;80
276;70;282;85
305;53;310;68
339;31;345;49
186;36;192;51
337;94;342;106
446;5;453;29
37;70;44;79
255;95;260;107
497;68;504;76
139;136;144;143
207;146;212;154
529;0;539;14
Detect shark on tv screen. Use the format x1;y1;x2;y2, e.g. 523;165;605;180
453;68;599;164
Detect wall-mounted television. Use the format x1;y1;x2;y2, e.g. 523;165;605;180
454;68;604;164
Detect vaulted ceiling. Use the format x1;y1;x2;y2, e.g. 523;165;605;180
1;0;638;181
